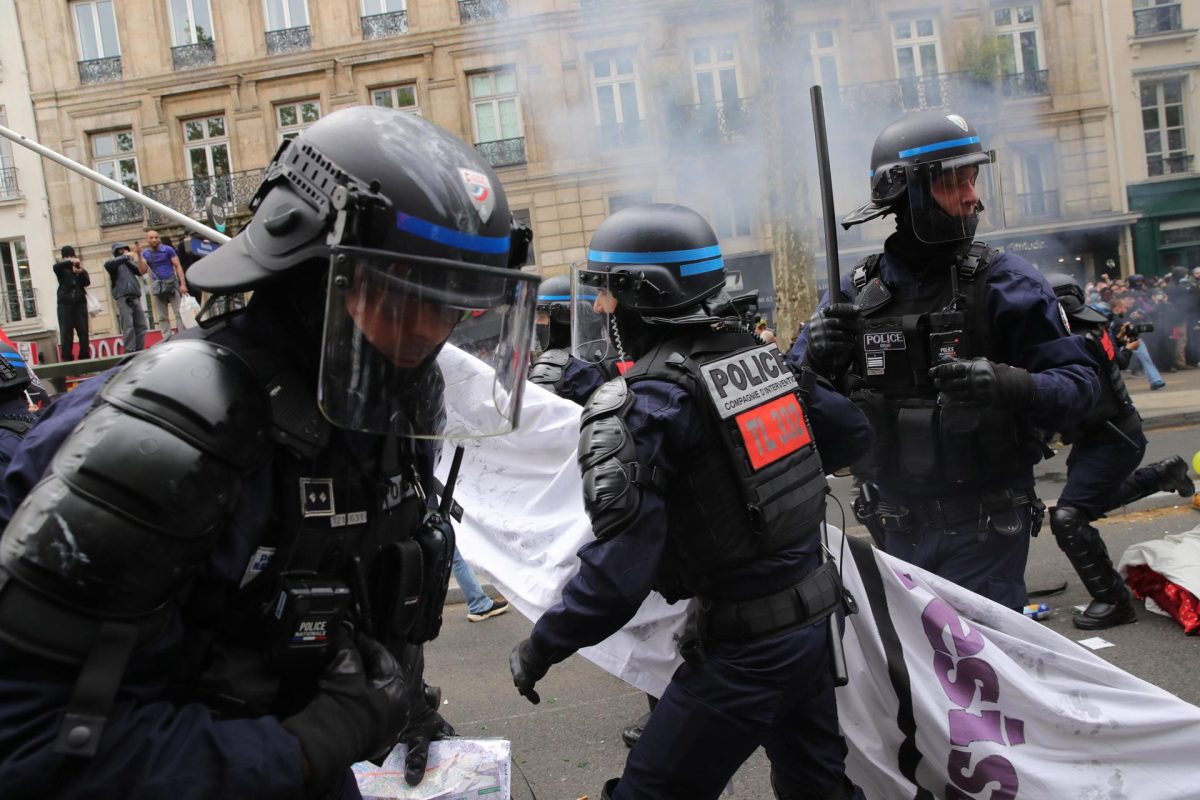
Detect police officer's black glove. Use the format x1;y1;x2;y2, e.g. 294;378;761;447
282;627;410;791
399;686;456;786
804;303;861;379
509;637;551;705
928;358;1036;409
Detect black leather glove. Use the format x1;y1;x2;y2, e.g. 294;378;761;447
509;638;551;705
805;303;861;379
399;686;456;786
929;358;1036;409
282;627;410;791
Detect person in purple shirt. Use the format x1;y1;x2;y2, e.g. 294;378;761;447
139;229;189;338
790;110;1099;611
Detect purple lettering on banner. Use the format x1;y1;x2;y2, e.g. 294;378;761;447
948;708;1007;747
1004;717;1025;747
934;654;1000;708
945;751;1019;800
921;597;985;658
893;568;917;589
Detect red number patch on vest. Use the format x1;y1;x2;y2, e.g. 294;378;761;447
735;393;811;470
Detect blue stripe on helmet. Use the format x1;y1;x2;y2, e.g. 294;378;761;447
537;294;572;301
898;136;980;159
395;212;511;255
587;245;722;265
679;256;724;277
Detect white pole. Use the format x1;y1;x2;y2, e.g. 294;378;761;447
0;122;231;244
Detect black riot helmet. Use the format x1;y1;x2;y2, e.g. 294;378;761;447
579;204;725;315
1047;272;1108;325
0;342;31;400
535;274;574;351
188;106;540;438
843;109;996;244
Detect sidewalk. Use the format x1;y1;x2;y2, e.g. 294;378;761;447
1128;362;1200;430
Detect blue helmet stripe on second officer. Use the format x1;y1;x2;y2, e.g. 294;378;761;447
588;244;722;265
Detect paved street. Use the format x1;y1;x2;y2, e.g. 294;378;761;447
434;368;1200;800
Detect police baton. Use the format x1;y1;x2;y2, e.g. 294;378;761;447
810;85;850;687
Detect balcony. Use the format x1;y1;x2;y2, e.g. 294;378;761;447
474;137;526;168
97;197;143;227
0;166;18;200
1147;153;1194;177
667;98;755;146
265;26;311;56
1000;69;1050;99
1134;3;1182;36
1014;190;1060;220
78;56;122;85
458;0;506;24
171;41;216;71
142;169;262;228
596;121;646;149
1;289;39;325
362;10;408;39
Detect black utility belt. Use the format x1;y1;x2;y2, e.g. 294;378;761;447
704;560;842;644
1076;411;1143;445
872;487;1039;535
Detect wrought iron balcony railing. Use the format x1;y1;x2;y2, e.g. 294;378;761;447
0;166;18;200
1;289;39;325
171;41;216;71
78;56;122;85
265;26;311;56
362;10;408;39
596;121;647;149
1147;153;1194;177
142;170;262;228
667;98;755;145
459;0;506;24
1015;189;1060;220
97;197;143;227
1000;69;1050;99
1134;3;1183;36
474;137;526;168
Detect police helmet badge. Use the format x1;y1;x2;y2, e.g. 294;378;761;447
946;114;970;133
459;168;495;223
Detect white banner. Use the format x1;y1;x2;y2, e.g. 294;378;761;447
439;379;1200;800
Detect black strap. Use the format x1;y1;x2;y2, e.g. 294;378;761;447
52;621;139;758
705;560;841;642
844;535;935;800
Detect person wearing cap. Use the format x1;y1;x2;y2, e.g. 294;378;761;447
1046;274;1194;628
51;245;91;362
103;241;148;353
788;110;1099;611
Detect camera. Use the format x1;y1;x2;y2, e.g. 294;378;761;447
1128;322;1155;336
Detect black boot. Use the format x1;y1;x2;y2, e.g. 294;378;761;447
621;711;650;748
1154;455;1195;498
1074;586;1137;630
601;777;620;800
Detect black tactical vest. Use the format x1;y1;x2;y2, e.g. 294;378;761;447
1063;324;1137;444
625;330;827;600
847;244;1033;497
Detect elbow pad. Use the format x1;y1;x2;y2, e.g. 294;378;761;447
577;378;662;540
529;348;571;393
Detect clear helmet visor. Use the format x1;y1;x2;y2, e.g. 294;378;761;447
570;265;617;364
905;151;1001;244
320;248;539;439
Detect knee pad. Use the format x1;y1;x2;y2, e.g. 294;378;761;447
1049;505;1087;544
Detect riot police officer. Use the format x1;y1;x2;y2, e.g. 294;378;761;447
0;107;538;799
509;204;871;800
791;110;1099;611
528;273;614;403
0;341;37;473
1047;274;1194;629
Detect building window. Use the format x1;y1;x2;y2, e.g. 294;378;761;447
470;69;525;167
591;54;644;148
168;0;216;69
264;0;310;54
0;107;17;201
184;115;231;188
692;41;742;107
511;209;535;268
0;238;37;323
993;5;1048;97
802;29;840;93
1012;143;1059;219
93;130;142;226
73;0;122;83
709;195;753;241
608;191;651;215
892;17;942;109
371;84;420;115
361;0;408;39
1141;78;1191;176
1133;1;1183;37
276;101;321;142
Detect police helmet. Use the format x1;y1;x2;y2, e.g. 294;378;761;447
536;274;572;325
843;109;994;244
111;242;131;257
188;106;540;438
0;342;31;397
1047;273;1108;325
579;204;725;315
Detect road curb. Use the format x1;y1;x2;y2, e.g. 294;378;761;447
1142;411;1200;432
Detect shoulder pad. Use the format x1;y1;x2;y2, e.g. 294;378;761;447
534;348;571;368
581;377;633;425
529;348;571;390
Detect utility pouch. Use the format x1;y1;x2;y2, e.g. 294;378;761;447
983;493;1024;539
897;406;937;481
938;403;981;484
266;573;351;671
676;603;709;666
408;511;456;645
849;390;893;480
372;539;424;644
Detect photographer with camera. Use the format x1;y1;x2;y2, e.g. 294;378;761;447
51;245;91;362
1111;295;1166;390
103;241;148;353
